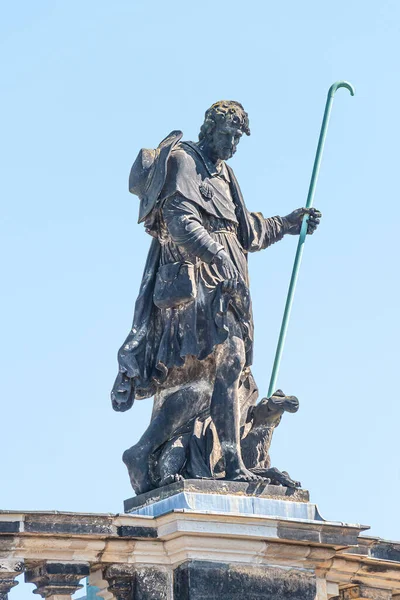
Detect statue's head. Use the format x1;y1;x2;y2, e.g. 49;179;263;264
199;100;250;161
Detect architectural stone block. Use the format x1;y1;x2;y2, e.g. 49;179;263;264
102;564;172;600
0;560;24;600
134;565;172;600
103;565;135;600
173;560;317;600
0;508;400;600
25;561;89;599
340;586;392;600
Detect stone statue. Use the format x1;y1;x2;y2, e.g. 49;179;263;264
111;101;321;495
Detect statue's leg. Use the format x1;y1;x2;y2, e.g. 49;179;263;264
211;311;260;482
123;410;174;495
123;378;212;495
158;434;189;487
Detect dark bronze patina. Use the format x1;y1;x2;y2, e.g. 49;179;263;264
111;101;321;495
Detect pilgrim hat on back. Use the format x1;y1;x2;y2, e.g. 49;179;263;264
129;130;183;223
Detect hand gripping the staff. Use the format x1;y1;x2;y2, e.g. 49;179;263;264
283;207;322;236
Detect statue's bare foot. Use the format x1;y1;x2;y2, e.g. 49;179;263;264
159;473;184;487
226;467;268;483
123;445;153;495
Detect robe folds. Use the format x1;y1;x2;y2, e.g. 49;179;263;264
111;142;285;409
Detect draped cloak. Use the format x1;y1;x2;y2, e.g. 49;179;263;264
111;142;285;410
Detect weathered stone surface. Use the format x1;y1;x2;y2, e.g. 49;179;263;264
0;511;158;540
1;508;400;598
25;561;90;598
124;478;309;513
340;585;392;600
0;560;24;599
116;525;157;538
345;537;400;564
371;542;400;564
102;565;171;600
24;513;115;536
0;506;398;599
135;566;172;600
103;565;135;600
173;561;316;600
277;523;363;548
0;508;369;569
0;523;19;534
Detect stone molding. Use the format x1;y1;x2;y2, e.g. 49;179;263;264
0;560;24;599
124;480;310;513
340;585;392;600
0;510;400;598
24;561;90;598
102;565;135;600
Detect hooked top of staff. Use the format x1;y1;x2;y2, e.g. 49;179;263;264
328;80;355;97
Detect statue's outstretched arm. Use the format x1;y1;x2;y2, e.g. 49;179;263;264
247;212;286;253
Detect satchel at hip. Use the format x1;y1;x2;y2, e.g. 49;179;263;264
153;261;197;309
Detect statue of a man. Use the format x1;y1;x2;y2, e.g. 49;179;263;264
111;101;321;495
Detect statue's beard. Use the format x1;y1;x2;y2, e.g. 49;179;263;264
217;145;236;160
200;138;236;162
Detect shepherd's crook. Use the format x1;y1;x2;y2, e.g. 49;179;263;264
267;81;355;399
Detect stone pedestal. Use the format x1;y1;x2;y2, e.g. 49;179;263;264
124;479;312;517
1;485;400;600
121;481;395;600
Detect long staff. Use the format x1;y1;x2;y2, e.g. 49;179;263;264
267;80;355;399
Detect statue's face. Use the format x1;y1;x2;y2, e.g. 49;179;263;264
208;120;243;161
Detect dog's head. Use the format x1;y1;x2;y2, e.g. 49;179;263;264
249;389;299;427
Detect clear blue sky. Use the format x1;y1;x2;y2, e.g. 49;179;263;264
1;1;399;596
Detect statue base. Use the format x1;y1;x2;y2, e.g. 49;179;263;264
120;480;399;599
124;478;315;518
2;484;400;600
